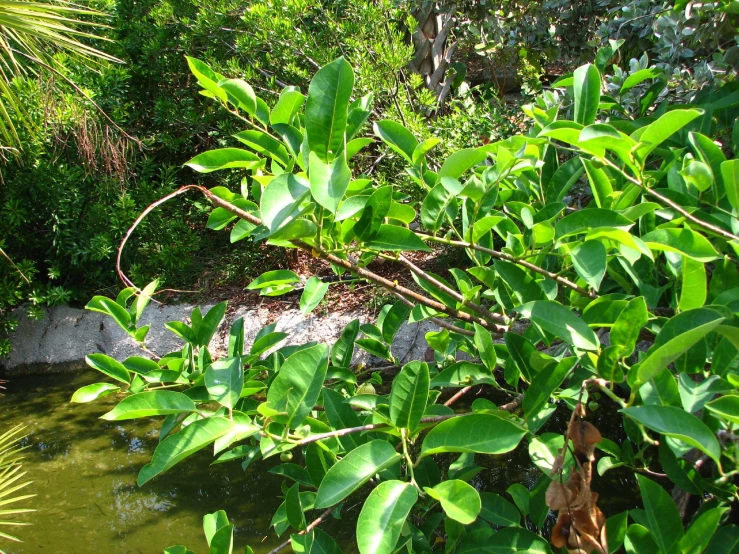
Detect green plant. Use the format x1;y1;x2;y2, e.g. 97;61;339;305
0;424;35;545
77;54;739;553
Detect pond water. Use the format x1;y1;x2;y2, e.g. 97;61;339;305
0;372;639;554
0;372;288;554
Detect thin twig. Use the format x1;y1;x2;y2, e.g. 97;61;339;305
416;233;596;298
266;507;334;554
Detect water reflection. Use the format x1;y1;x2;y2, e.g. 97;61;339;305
0;372;287;554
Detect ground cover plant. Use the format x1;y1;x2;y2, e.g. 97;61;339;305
74;45;739;554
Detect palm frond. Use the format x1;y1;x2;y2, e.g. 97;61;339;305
0;425;35;545
0;0;120;148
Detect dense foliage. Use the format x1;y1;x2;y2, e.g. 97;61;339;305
77;46;739;554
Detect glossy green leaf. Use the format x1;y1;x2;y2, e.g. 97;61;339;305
437;148;487;182
633;109;703;161
315;440;401;508
479;493;520;526
322;388;364;451
621;405;721;463
219;78;256;115
474;323;497;371
705;395;739;425
678;374;732;413
310;150;351;213
516;300;599;350
354;186;392;240
636;474;683;554
485;527;553;553
185;148;262;173
555;209;632;238
266;344;329;429
389;361;429;431
610;296;648;356
247;270;301;291
721;160;739;210
300;277;329;314
364;225;431;252
424;479;481;524
681;507;727;554
270;86;304;126
259;173;311;234
523;357;576;420
205;357;243;410
71;382;120;403
356;481;417;554
234;130;290;167
571;240;606;291
291;529;342;554
101;391;196;420
430;362;496;388
635;309;724;386
332;319;359;367
573;63;601;125
198;302;227;347
85;354;130;384
420;414;526;458
138;417;233;485
373;120;417;163
305;57;354;162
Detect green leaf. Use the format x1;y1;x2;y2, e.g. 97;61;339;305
479;493;520;526
678;374;732;413
355;338;392;361
635;309;724;386
437;148;487;182
620;68;662;94
381;302;410;344
573;63;601;125
373;120;417;163
86;296;132;331
300;277;329;314
680;507;727;554
203;510;230;546
610;296;648;356
219;78;257;115
354;186;392;240
71;382;120;403
389;361;429;431
555;209;632;238
636;474;684;554
679;256;707;311
250;331;288;357
234;130;290;167
198;302;227;347
516;300;599;351
309;150;351;213
291;529;342;554
266;344;329;428
332;319;359;367
606;511;628;554
412;137;441;165
571;240;607;291
101;391;196;420
270;86;304;126
523;357;576;420
305;57;354;162
165;321;197;344
474;323;497;371
322;388;364;451
364;225;431;252
425;479;480;525
315;440;401;508
485;527;554;553
625;524;660;554
85;354;130;384
138;417;233;485
633;109;703;161
185;148;262;173
247;270;301;291
721;159;739;210
420;414;526;458
430;362;496;388
205;357;243;410
286;482;305;531
581;158;614;208
421;183;456;233
356;481;417;554
706;524;739;554
705;395;739;425
259;173;311;234
621;406;721;463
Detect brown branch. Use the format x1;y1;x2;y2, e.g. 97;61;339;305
394;254;507;325
266;507;334;554
416;233;596;298
199;187;507;334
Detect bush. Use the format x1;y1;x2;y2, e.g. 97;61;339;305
78;54;739;553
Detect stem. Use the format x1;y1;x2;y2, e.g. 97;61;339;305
401;429;418;489
266;507;334;554
417;233;596;298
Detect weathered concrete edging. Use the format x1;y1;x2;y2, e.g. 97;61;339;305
1;302;434;376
